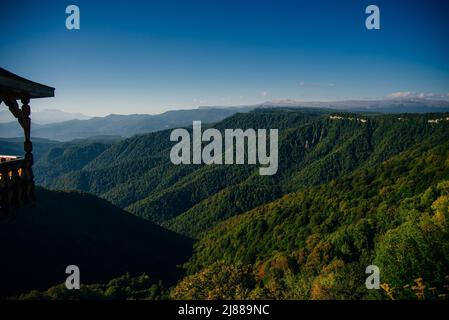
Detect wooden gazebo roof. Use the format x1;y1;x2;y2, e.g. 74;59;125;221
0;67;55;99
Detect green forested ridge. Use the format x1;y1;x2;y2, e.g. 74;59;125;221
174;136;449;299
37;109;327;224
34;109;449;239
165;113;449;237
16;273;169;300
33;141;111;185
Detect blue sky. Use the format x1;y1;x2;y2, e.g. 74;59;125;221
1;0;449;116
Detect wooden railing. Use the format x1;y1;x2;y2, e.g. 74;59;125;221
0;155;35;216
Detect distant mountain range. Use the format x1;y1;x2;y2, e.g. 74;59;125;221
1;98;449;142
257;98;449;113
0;107;250;141
0;108;90;125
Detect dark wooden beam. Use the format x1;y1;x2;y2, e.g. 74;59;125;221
0;67;54;99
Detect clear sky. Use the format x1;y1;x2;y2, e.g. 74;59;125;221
1;0;449;116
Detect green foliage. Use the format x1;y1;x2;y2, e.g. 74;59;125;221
17;273;168;300
171;262;256;300
34;140;110;185
374;191;449;298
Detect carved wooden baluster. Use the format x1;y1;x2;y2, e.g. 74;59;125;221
21;96;35;203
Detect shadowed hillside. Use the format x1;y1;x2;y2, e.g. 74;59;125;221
0;188;193;297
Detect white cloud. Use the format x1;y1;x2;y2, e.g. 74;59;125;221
388;91;412;98
261;91;268;97
387;91;449;100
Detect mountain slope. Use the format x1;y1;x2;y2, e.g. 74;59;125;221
37;110;449;239
0;188;193;296
33;140;112;185
164;113;449;237
42;109;325;221
173;136;449;299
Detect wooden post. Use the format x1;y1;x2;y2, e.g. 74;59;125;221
20;96;35;203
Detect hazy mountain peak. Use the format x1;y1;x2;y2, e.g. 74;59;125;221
0;108;91;125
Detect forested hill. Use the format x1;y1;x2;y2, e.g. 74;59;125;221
172;133;449;299
33;109;449;239
3;108;449;300
173;133;449;299
0;188;193;297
